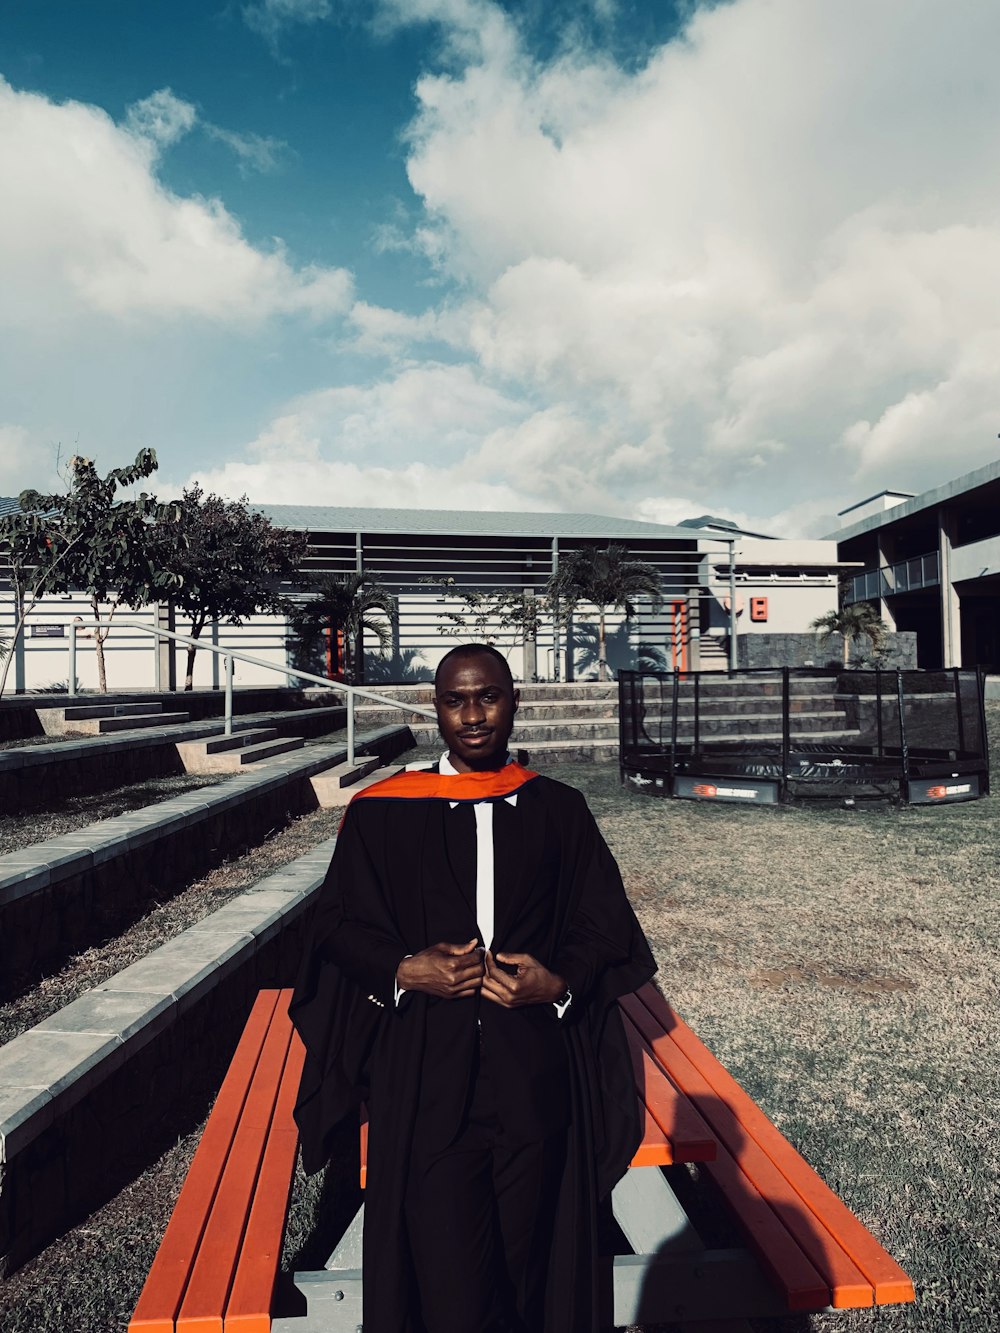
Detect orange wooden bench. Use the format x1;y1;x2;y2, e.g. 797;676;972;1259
129;989;304;1333
132;984;914;1332
614;984;915;1326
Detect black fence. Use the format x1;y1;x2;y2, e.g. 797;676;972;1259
618;667;990;806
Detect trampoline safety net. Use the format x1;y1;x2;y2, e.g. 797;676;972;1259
618;667;989;806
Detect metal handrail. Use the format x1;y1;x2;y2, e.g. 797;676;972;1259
68;618;437;765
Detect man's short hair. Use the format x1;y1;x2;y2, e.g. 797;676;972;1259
434;643;515;693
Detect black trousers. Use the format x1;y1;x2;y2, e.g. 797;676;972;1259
404;1062;565;1333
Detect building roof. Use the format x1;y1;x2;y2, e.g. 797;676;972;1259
836;489;913;519
678;514;776;540
254;503;711;542
831;457;1000;542
0;496;23;520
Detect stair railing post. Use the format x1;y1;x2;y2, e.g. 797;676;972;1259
225;656;234;736
347;686;356;766
68;620;78;697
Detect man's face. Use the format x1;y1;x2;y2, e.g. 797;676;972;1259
434;653;519;772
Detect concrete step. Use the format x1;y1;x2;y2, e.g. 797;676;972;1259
642;693;845;717
61;702;164;721
203;728;280;754
175;729;282;773
0;839;336;1276
0;704;353;815
311;764;405;808
674;679;840;698
355;698;621;728
689;729;862;746
311;681;621;706
1;725;413;995
229;736;305;766
520;738;621;764
407;719;620;744
641;711;850;737
72;711;191;735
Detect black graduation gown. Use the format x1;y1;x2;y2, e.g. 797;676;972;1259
290;769;656;1333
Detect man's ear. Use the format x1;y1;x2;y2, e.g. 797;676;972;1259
512;688;521;713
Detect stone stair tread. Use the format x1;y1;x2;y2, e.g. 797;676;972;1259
79;712;190;734
311;765;405;806
233;736;305;764
310;757;382;790
201;728;280;754
62;702;163;720
689;730;863;744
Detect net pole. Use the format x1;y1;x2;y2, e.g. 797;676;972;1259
669;669;679;788
977;666;990;795
781;666;790;799
875;667;883;760
897;669;910;796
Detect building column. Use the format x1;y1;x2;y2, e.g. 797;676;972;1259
939;506;961;668
876;533;897;631
523;587;537;682
155;602;176;691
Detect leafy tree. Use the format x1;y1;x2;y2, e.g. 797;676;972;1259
287;572;397;685
363;648;433;685
421;578;547;663
148;485;308;690
0;504;91;696
547;545;663;681
811;603;890;667
16;450;181;693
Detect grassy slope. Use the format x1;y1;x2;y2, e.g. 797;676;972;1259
1;714;998;1331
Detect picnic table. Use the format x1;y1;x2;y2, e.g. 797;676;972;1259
129;985;914;1332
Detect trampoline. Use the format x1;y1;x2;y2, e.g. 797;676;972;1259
618;666;990;806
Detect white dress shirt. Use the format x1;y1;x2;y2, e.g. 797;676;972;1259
394;753;571;1016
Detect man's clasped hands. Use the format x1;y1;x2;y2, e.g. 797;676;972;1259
395;941;567;1008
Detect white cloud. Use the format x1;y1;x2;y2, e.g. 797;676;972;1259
125;88;197;149
351;0;1000;528
0;78;352;326
243;0;332;45
0;426;35;495
204;124;289;175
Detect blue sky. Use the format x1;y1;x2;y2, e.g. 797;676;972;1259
2;0;1000;533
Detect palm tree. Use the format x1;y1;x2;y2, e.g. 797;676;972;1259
548;545;663;681
287;573;397;684
811;603;889;667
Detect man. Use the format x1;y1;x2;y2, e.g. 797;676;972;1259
291;644;655;1332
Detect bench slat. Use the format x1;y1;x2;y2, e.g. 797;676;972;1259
359;1108;368;1190
624;994;874;1308
623;993;836;1310
129;990;281;1333
223;1011;305;1332
630;1090;673;1166
623;1015;716;1163
632;986;915;1307
177;995;295;1332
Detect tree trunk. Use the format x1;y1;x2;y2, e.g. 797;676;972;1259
843;632;849;668
92;595;108;693
184;621;204;691
598;609;608;682
0;588;26;697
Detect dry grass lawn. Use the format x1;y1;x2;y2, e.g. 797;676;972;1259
1;712;998;1332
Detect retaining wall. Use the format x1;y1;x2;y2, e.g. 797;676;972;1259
1;726;410;996
0;703;348;813
0;842;333;1276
